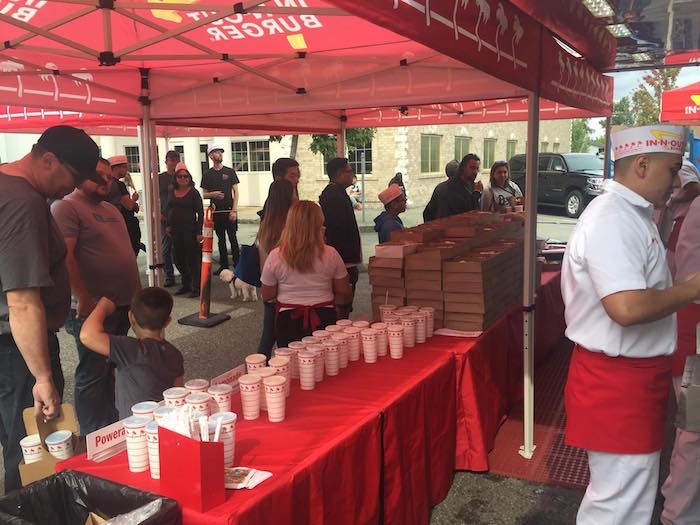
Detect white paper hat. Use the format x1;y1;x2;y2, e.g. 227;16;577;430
679;158;700;187
379;184;404;205
612;124;687;161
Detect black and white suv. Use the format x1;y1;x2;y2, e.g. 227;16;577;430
509;153;604;218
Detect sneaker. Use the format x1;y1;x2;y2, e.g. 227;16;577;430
187;290;200;299
164;278;175;287
174;287;191;295
213;266;228;276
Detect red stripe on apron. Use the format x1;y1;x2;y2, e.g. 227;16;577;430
565;345;672;453
275;300;335;333
667;216;685;252
674;302;700;376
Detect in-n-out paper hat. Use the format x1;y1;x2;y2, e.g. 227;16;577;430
612;124;687;161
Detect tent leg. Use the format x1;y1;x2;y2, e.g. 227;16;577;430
520;91;539;460
603;117;612;179
138;108;162;287
337;112;346;157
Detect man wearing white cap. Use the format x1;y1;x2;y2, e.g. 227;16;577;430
374;184;406;243
562;124;700;525
200;144;239;275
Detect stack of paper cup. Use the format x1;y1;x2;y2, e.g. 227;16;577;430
208;383;233;413
131;401;159;420
324;325;344;334
400;316;416;348
301;336;320;346
20;434;44;464
412;312;427;344
331;332;350;368
379;304;397;322
371;322;388;357
288;342;306;378
250;367;276;410
306;344;325;382
264;376;287;422
274;348;295;382
352;320;370;330
335;319;353;327
297;351;316;390
360;328;378;363
387;324;405;359
163;386;189;407
311;329;331;342
186;392;211;416
245;353;267;374
44;430;73;460
419;306;435;336
123;416;150;472
184;378;209;394
322;339;340;376
398;305;419;313
343;327;362;361
383;312;398;324
153;406;175;425
268;356;291;396
238;374;262;420
209;411;237;467
145;421;160;479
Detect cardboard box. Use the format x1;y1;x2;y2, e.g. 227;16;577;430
405;269;442;282
368;256;404;269
19;404;79;486
406;289;443;302
374;241;419;258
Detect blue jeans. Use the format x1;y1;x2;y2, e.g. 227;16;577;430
0;332;64;492
257;301;276;359
64;307;129;436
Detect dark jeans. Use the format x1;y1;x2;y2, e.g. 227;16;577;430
214;214;239;269
172;228;202;291
161;222;174;280
336;265;360;320
257;301;276;360
65;307;129;436
275;307;337;348
0;332;64;492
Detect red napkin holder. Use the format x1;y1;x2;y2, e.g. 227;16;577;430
158;427;226;512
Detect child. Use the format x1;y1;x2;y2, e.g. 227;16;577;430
80;287;185;419
346;175;362;210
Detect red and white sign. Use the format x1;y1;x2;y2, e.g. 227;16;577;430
211;364;245;393
86;420;126;462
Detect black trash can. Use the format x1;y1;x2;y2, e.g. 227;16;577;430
0;470;181;525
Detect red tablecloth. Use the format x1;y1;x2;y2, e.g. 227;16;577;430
423;270;565;471
59;348;455;525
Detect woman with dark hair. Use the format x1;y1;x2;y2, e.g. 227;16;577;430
481;160;523;213
166;162;204;298
261;201;351;347
256;179;295;357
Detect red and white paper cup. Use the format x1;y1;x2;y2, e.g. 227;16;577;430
145;421;160;479
288;342;306;378
184;378;210;394
387;324;405;359
249;367;276;411
352;320;370;330
331;332;350;368
400;316;416;348
324;324;344;334
306;344;325;383
274;347;296;383
311;329;331;342
379;304;397;322
20;434;44;465
186;392;211;416
238;374;262;420
419;306;435;337
131;400;159;420
268;356;291;397
335;319;353;327
123;416;150;473
297;351;317;390
163;386;189;407
301;336;321;346
412;312;427;344
209;411;237;467
322;339;340;376
264;376;287;423
245;353;267;374
361;328;378;363
343;327;362;361
371;322;388;357
208;383;233;413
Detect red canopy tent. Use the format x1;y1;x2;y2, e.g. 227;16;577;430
661;81;700;125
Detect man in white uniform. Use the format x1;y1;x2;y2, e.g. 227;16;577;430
562;124;700;525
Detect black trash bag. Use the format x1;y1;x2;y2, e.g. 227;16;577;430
0;470;180;525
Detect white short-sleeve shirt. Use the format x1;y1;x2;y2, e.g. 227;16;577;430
561;179;676;358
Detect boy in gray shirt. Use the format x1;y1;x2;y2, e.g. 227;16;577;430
80;287;184;418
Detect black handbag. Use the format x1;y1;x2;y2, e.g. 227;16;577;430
234;244;262;287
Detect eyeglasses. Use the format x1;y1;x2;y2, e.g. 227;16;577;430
176;174;190;179
53;153;81;182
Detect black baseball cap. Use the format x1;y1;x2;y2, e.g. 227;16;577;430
37;125;101;184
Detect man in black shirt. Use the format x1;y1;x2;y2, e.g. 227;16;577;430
158;150;180;287
424;154;483;221
200;144;240;275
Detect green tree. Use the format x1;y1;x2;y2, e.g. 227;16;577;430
631;68;680;125
309;128;376;159
599;96;634;128
571;119;592;152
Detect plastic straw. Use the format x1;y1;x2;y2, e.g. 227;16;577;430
199;416;208;442
213;418;222;442
385;290;389;305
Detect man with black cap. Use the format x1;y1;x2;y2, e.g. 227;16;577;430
0;125;99;491
201;144;240;275
423;159;461;222
158;150;180;287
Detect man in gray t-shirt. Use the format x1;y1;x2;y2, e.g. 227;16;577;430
52;158;140;435
0;125;99;491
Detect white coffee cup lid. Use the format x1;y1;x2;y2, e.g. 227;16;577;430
20;434;41;447
123;415;151;428
45;430;72;445
210;411;237;424
208;384;233;395
186;392;210;403
145;421;159;433
163;387;188;398
185;378;209;389
131;401;159;414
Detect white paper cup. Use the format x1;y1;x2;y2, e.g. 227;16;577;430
287;342;306;379
400;317;416;348
335;319;353;327
361;328;378;363
249;367;276;410
44;430;74;460
274;347;296;383
208;383;233;413
20;434;44;465
398;306;419;313
184;378;209;394
343;327;362;361
331;332;350;368
297;351;316;390
123;416;150;472
209;411;237;467
383;313;399;324
311;330;331;342
264;376;287;423
145;421;160;479
306;344;325;382
379;304;397;322
324;325;344;333
387;325;404;359
322;340;340;376
412;313;427;344
393;310;412;318
268;356;291;397
162;386;189;407
301;336;321;346
245;353;267;374
371;322;388;357
352;320;370;330
419;307;435;337
153;406;175;425
186;392;211;416
238;374;262;420
131;400;159;420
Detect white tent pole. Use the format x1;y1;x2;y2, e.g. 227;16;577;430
520;91;540;460
337;112;347;157
148;117;162;285
603;116;612;179
139;105;161;287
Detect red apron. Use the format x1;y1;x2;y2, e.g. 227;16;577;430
667;216;685;252
274;300;335;333
674;302;700;376
565;345;672;454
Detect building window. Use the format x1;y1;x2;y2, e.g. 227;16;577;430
199;144;208;174
230;140;270;171
124;146;140;173
553;142;560;153
506;139;517;160
540;141;550;152
421;134;441;173
483;138;496;169
454;136;471;161
349;142;373;174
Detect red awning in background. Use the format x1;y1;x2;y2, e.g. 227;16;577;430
660;81;700;125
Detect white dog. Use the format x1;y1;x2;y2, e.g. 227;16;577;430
218;269;258;302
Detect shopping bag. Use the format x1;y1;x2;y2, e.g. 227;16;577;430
234;244;261;287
